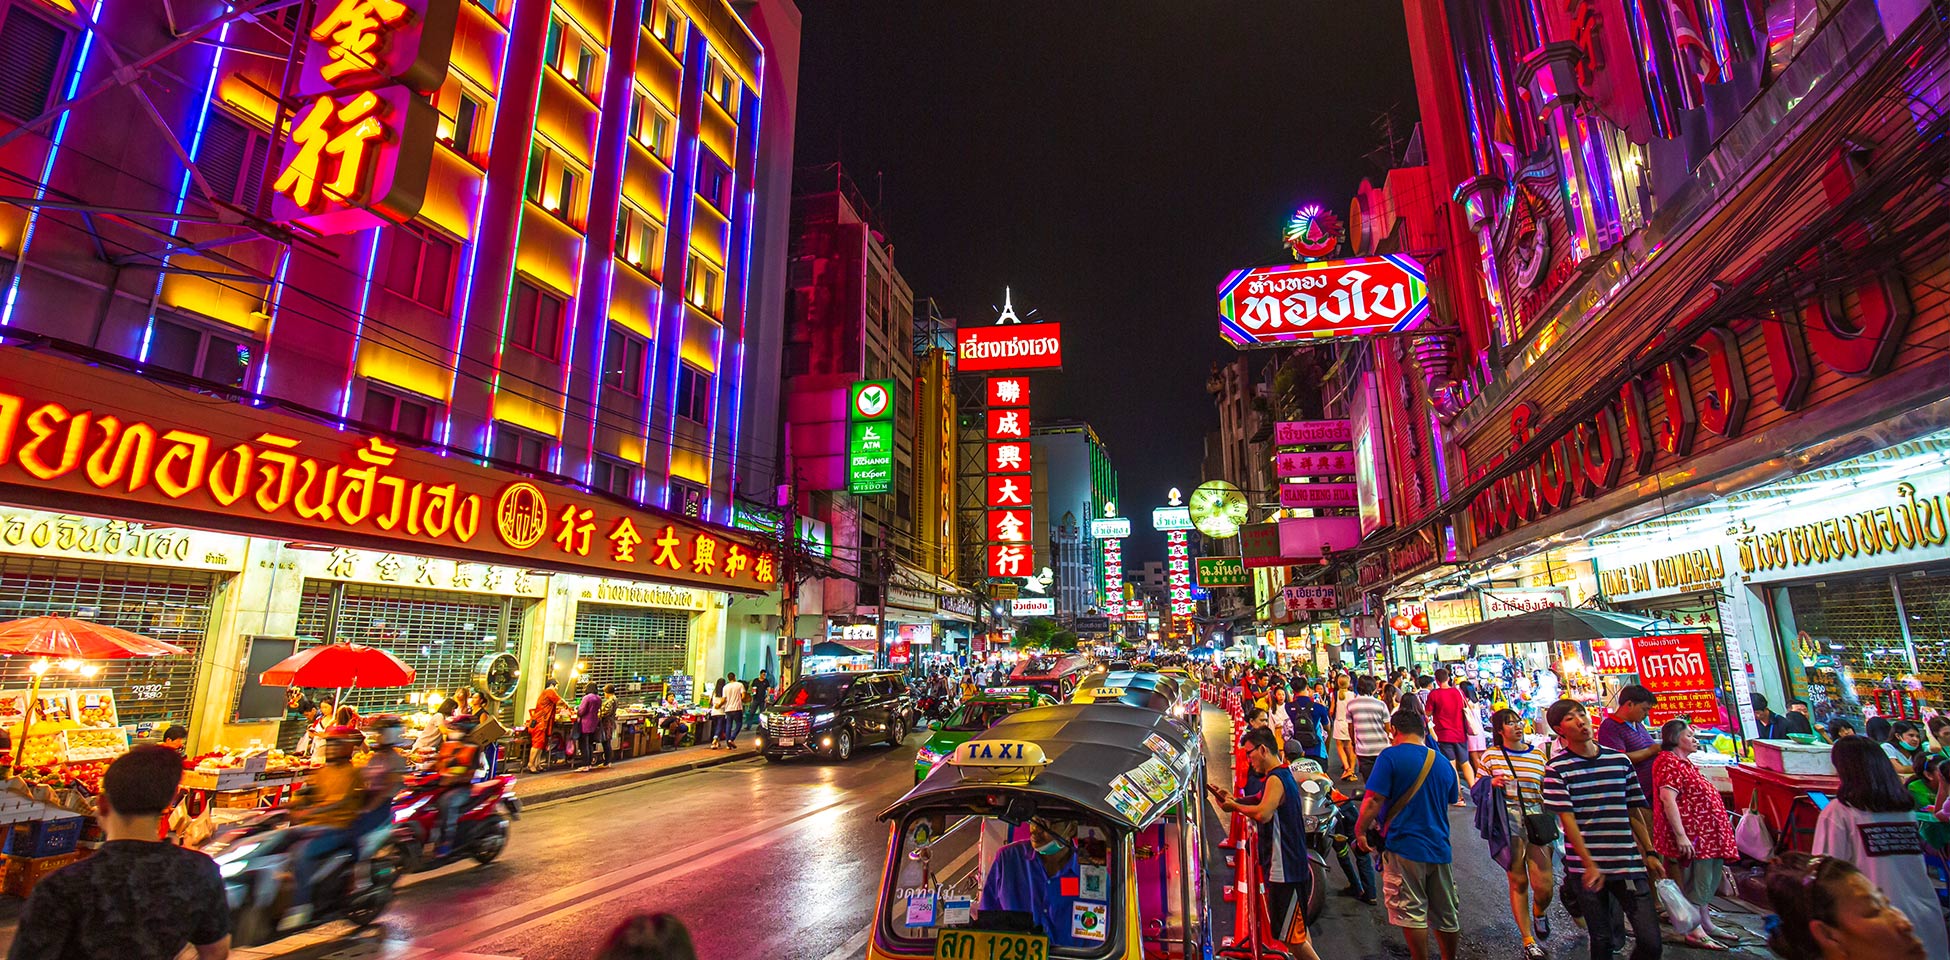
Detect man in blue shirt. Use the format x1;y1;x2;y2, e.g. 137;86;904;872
1355;708;1461;960
979;820;1086;946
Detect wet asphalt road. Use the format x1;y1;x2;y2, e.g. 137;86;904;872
0;706;1768;960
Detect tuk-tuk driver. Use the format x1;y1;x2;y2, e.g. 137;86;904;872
978;818;1087;946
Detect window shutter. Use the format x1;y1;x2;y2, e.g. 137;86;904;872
0;11;66;124
197;113;252;205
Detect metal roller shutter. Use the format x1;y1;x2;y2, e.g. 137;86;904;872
572;603;692;702
0;559;217;726
1784;576;1907;717
295;581;531;722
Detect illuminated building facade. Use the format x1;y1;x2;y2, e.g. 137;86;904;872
0;0;794;750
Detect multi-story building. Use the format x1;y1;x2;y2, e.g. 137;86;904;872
0;0;793;752
1029;419;1119;616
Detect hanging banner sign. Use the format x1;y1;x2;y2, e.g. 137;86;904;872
955;322;1065;372
987;441;1031;474
1590;638;1640;674
0;348;777;593
1218;255;1430;346
1276;517;1362;558
1283;585;1338;611
986;408;1030;440
1240;522;1286;568
1274;420;1353;446
1276;451;1357;478
987;544;1031;578
1010;597;1055;617
1194;556;1248;588
986;475;1030;508
1631;633;1714;694
987;510;1032;543
1278;483;1359;509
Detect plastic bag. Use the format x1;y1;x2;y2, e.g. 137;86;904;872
1655;877;1702;933
1735;802;1775;860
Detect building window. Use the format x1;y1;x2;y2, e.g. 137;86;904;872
685;254;721;315
674;362;710;425
630;88;675;163
492;425;551;471
543;16;565;69
145;317;253;388
360;385;433;439
543;13;600;98
668;478;705;518
525;140;587;226
592;456;634;498
437;77;489;165
643;0;683;53
704;56;738;116
602;326;646;395
197;111;271;210
615;205;663;276
508;280;565;360
0;8;66;125
697;155;731;212
379;225;455;311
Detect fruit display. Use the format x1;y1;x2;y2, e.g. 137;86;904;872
73;690;117;728
59;728;127;763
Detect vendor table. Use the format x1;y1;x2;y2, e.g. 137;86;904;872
1727;763;1840;855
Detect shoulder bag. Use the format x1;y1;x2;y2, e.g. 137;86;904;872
1365;747;1438;852
1501;745;1560;846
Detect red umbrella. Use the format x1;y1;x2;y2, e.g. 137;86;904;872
0;616;187;659
259;642;417;689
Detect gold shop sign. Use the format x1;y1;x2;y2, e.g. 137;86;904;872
1600;545;1724;601
0;348;776;593
1735;481;1949;577
580;579;707;611
0;508;244;571
300;546;547;598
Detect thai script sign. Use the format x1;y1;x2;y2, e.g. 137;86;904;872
0;509;243;571
1631;633;1713;693
1151;506;1193;531
1480;589;1565;618
1283;585;1337;611
1089;517;1131;540
955;322;1064;372
1010;597;1055;617
1275;420;1352;446
586;580;707;610
272;0;456;233
1278;483;1358;509
1733;481;1949;579
1194;556;1247;588
0;348;776;593
847;380;895;495
1218;255;1429;346
1590;637;1639;674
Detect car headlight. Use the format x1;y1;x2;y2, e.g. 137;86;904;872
1299;779;1323;795
811;712;835;726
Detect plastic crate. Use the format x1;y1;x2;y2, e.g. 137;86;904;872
2;850;83;898
5;818;82;858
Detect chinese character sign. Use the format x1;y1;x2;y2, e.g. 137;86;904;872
986;475;1029;507
987;377;1029;407
987;442;1030;474
1166;530;1194;615
987;409;1028;440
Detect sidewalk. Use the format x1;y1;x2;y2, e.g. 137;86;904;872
512;741;757;806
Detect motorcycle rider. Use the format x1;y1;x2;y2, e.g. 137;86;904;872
283;725;367;925
432;713;483;858
356;715;410;838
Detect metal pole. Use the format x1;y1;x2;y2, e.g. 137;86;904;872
876;545;889;670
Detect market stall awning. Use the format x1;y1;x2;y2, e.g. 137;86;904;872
0;616;187;659
260;642;417;688
808;641;874;658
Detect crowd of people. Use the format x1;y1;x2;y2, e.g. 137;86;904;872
1217;661;1949;960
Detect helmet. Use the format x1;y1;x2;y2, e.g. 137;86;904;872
363;714;406;748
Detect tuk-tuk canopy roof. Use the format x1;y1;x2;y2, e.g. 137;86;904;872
882;702;1199;830
1070;670;1187;708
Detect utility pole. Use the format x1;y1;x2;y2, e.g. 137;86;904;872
875;543;890;669
778;466;801;688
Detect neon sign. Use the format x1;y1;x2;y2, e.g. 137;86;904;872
0;349;775;593
956;322;1065;373
1217;255;1430;346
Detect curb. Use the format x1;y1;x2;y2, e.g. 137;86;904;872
516;749;758;806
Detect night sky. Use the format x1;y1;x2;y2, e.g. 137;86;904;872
792;3;1420;564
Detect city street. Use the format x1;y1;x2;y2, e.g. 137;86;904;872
0;707;1769;959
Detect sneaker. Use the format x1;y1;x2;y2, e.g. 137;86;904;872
1523;942;1548;960
1533;913;1550;940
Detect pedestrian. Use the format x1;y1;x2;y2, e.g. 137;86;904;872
1291;677;1330;763
1886;720;1925;776
1541;698;1665;960
750;669;772;719
1812;735;1950;960
1825;716;1857;743
593;912;699;960
1222;727;1324;960
6;746;231;960
306;698;335;763
1784;699;1816;737
159;724;189;755
1353;708;1461;960
1650;719;1739;949
597;684;618;768
1346;676;1392;782
1763;851;1927;960
1382;681;1401;713
1750;694;1787;740
706;677;727;749
1461;682;1490;787
526;680;564;773
721;672;748;749
1332;673;1357;776
1928;715;1950;758
1596;684;1662;796
1414;673;1437;711
576;684;603;770
1423;667;1472;802
1480;708;1554;960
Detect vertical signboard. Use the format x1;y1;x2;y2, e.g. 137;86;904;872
847;380;896;495
1166;530;1193;616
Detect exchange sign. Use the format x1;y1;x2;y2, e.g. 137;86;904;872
1218;255;1430;346
846;379;897;495
956;322;1065;372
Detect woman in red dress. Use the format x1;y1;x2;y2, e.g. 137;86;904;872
526;679;565;773
1652;719;1741;949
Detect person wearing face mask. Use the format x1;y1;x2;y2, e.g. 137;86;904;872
1764;852;1926;960
977;819;1088;946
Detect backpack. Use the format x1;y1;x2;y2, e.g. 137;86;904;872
1292;697;1322;750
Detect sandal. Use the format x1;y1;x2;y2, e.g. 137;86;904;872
1683;933;1729;951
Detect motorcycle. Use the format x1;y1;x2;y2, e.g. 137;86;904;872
389;770;520;872
913;694;955;723
204;809;402;947
1288;758;1337;925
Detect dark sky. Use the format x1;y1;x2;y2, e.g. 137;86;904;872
792;3;1420;564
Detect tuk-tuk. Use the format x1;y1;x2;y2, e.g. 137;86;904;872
1069;671;1199;734
1008;653;1095;700
871;703;1209;960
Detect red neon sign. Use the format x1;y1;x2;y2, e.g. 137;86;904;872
956;323;1065;373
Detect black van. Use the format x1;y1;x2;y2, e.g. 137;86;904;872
757;670;912;762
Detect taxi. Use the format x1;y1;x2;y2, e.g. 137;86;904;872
914;687;1058;782
1067;671;1198;733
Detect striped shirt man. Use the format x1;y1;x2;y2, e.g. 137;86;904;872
1542;744;1649;876
1346;695;1392;758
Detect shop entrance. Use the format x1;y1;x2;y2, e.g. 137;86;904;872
0;558;216;727
296;581;534;722
1774;568;1950;726
572;604;694;704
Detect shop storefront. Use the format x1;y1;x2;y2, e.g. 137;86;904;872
569;579;710;707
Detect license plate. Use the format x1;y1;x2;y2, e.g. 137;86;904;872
777;737;799;746
934;930;1049;960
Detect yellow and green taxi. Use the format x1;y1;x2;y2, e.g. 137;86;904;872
913;687;1058;782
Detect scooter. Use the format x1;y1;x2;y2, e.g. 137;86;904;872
1287;757;1337;925
204;809;402;947
389;770;520;872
